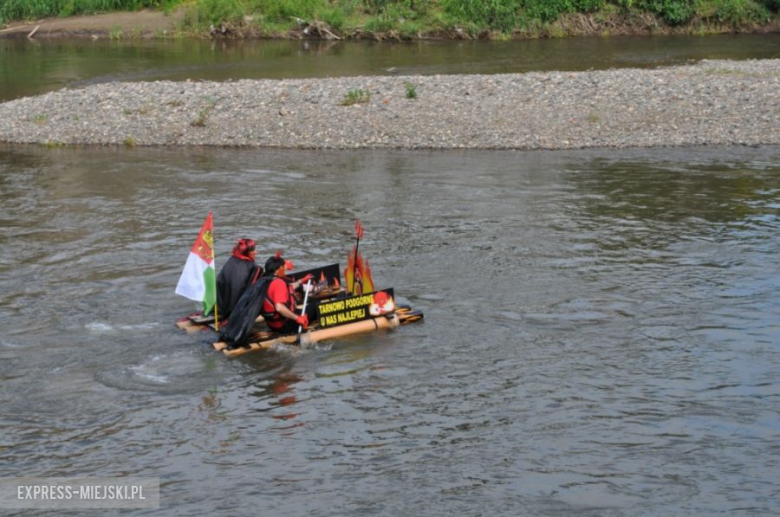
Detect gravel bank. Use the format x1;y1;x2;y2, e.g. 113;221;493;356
1;59;778;150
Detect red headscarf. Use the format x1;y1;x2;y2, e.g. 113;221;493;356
232;238;256;262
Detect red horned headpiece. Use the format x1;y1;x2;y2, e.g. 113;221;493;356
232;238;256;261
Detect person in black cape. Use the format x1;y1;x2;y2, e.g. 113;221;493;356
218;276;271;349
216;238;261;321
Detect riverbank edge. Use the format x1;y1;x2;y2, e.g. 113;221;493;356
1;8;780;41
1;59;779;152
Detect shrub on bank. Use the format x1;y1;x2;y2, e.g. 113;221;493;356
190;0;246;25
637;0;695;25
181;0;779;37
440;0;608;30
709;0;772;24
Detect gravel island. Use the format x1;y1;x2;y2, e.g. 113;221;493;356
1;59;778;150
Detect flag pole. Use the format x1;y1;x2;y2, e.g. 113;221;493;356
213;214;219;332
213;289;219;332
352;220;364;295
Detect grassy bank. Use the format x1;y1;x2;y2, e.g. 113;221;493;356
2;0;779;39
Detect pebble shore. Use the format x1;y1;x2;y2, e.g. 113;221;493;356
1;59;778;150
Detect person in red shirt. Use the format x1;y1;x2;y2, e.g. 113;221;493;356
261;252;314;334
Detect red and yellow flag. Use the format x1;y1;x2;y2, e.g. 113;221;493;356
175;212;216;315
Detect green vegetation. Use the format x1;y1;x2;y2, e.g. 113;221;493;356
341;88;371;106
404;81;417;99
2;0;778;38
704;66;771;76
182;0;780;38
124;105;153;114
191;97;216;126
109;24;124;39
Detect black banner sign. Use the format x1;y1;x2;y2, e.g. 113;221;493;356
288;263;341;286
316;288;396;329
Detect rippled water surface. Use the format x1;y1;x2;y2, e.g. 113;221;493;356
1;144;779;515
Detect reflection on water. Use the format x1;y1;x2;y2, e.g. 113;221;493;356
0;144;778;515
2;33;780;101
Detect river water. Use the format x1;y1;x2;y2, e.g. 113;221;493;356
3;33;780;102
1;142;778;515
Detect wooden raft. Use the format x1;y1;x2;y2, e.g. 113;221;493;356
176;302;424;358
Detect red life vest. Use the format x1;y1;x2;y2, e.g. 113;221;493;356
262;278;296;330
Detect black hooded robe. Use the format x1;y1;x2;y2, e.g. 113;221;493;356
216;256;259;319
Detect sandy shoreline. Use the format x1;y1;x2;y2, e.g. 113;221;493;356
1;59;778;151
0;10;184;39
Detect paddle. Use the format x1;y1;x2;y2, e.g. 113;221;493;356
298;279;313;342
352;220;364;295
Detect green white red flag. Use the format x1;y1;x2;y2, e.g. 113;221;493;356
175;212;216;315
